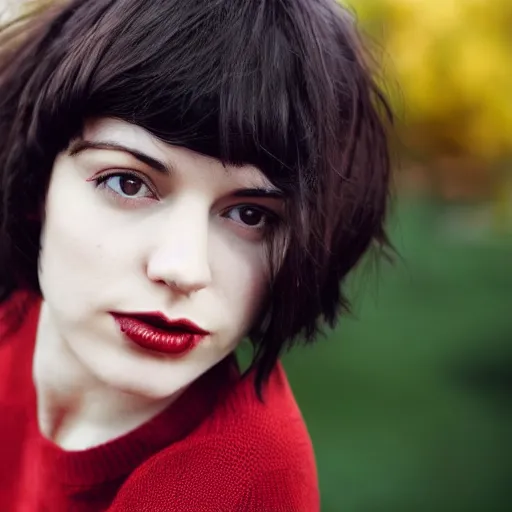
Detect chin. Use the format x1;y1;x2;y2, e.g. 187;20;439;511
100;367;193;400
90;353;208;401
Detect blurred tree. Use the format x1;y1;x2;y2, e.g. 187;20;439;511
344;0;512;205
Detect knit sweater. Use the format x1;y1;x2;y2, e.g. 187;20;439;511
0;292;319;511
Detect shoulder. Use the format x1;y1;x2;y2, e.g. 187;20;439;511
109;364;320;511
223;363;317;462
201;362;318;477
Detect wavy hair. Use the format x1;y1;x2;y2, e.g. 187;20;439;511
0;0;393;393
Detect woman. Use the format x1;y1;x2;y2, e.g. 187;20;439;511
0;0;391;510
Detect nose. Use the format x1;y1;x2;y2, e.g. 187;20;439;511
146;200;212;295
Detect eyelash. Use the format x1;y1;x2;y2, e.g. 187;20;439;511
92;170;156;200
89;171;281;234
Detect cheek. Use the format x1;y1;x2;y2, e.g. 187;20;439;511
213;238;270;331
38;178;114;299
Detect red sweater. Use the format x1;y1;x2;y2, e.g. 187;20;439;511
0;292;319;511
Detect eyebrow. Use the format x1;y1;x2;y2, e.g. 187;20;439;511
68;140;169;174
69;139;284;198
232;188;285;200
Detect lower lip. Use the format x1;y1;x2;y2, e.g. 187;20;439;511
112;315;205;355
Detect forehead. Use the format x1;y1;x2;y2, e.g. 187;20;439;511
81;117;273;186
83;118;161;155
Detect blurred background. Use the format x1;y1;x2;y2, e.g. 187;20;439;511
281;1;512;511
2;0;512;510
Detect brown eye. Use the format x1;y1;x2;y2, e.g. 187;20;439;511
119;176;143;196
98;174;154;199
239;207;265;226
225;205;274;229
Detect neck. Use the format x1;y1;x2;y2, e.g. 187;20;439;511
33;301;176;451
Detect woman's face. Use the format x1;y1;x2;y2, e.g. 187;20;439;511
38;118;284;398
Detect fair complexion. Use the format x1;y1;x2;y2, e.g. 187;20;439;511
34;118;284;450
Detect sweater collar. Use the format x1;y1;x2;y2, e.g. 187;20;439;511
16;294;240;487
38;355;238;487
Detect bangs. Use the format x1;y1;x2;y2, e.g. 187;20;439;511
1;0;393;393
33;0;312;190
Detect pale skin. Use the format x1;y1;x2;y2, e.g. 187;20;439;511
34;118;285;450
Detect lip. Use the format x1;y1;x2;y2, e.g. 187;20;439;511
111;312;209;356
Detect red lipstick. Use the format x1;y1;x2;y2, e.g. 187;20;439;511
111;312;208;355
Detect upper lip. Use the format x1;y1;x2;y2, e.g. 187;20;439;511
113;312;209;334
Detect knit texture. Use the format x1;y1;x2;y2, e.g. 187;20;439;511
0;292;320;511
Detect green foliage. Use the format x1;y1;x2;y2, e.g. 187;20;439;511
285;198;512;511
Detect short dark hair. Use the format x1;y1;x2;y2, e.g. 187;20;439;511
0;0;392;393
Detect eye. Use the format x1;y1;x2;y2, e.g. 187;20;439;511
96;173;155;199
225;205;275;229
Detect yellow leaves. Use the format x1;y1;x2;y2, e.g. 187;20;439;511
345;0;512;161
